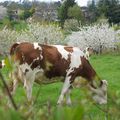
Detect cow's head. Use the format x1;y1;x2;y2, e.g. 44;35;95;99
88;80;108;104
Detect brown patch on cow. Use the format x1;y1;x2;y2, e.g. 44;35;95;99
78;56;97;81
10;42;20;55
41;45;71;78
64;46;73;53
14;43;42;66
68;67;81;84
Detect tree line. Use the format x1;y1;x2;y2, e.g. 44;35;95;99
58;0;120;28
0;0;119;29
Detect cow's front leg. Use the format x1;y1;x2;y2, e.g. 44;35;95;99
66;88;72;105
23;71;35;104
57;76;71;105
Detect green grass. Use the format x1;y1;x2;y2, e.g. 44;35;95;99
0;54;120;120
0;20;27;31
91;54;120;89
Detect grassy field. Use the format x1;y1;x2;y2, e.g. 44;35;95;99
0;54;120;120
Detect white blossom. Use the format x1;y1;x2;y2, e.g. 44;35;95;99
66;23;120;53
0;22;65;54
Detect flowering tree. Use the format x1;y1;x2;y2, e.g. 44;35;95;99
0;22;65;54
66;23;120;53
17;23;64;44
0;28;19;55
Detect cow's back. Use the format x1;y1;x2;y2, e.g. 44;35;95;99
41;45;72;78
13;43;72;78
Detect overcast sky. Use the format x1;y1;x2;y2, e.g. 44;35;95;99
0;0;89;6
40;0;89;6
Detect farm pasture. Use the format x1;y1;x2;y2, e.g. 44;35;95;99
0;54;120;119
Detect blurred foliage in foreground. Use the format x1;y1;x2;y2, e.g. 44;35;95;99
0;54;120;119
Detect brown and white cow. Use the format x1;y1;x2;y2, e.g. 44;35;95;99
0;42;107;105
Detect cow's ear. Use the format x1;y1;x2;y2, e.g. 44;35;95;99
99;80;103;87
100;80;108;87
102;80;108;85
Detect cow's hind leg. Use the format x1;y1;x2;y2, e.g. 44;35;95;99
57;75;72;105
66;88;72;105
57;68;78;105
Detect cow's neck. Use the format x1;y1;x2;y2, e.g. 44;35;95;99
92;74;102;87
80;57;101;87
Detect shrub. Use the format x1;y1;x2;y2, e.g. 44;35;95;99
0;28;19;54
64;19;80;32
66;23;120;54
17;22;65;44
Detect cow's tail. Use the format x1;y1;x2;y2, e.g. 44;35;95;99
10;42;20;55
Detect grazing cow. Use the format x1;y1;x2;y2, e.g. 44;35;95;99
0;42;107;105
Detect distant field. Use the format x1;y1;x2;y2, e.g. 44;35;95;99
0;54;120;120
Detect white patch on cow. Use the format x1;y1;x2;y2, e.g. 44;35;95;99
53;45;85;69
53;45;69;60
69;47;84;69
2;60;5;67
20;62;41;75
16;42;20;44
19;62;42;101
33;43;43;60
66;89;72;105
40;54;43;60
57;76;71;104
31;57;40;64
34;42;42;50
66;68;74;76
36;57;39;60
20;63;30;73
